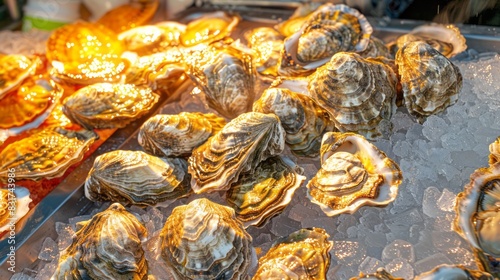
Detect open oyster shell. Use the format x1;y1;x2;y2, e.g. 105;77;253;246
160;198;253;280
275;2;322;37
138;112;226;157
414;264;494;280
226;156;305;228
188;112;285;193
244;27;284;76
488;136;500;165
85;150;191;206
254;227;333;279
0;128;97;182
63;83;159;129
350;268;403;279
0;54;38;99
180;11;239;47
0;187;32;233
96;0;159;33
118;23;185;56
51;203;148;280
307;132;403;216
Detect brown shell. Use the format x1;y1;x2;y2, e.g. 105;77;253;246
489;137;500;165
357;36;393;59
244;27;284;76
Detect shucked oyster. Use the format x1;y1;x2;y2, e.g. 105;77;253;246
188;112;285;193
414;264;494;280
0;54;38;99
51;203;148;280
138;112;226;157
307;132;403;216
180;11;239;47
85;150;191;206
0;187;32;233
160;198;253;280
254;227;333;280
244;27;284;76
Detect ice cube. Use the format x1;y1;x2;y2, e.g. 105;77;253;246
413;253;452;274
382;239;415;263
55;222;75;251
437;188;457;212
444;247;477;269
422;186;444;218
38;237;58;262
431;231;463;252
332;240;367;266
385;258;414;279
358;256;384;275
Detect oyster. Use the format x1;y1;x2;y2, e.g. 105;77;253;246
414;264;494;280
253;87;336;157
96;0;159;33
275;2;323;37
0;54;38;99
85;150;191;206
225;156;306;228
51;203;148;280
118;23;185;56
0;128;97;182
308;52;398;139
160;198;253;280
488;136;500;165
188;112;285;193
396;41;462;123
180;11;240;47
138;112;226;157
253;227;333;279
350;268;403;280
307;132;403;216
0;187;32;233
62;83;159;129
244;27;284;76
357;36;393;59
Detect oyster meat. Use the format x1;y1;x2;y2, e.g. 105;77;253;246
138;112;226;157
244;27;284;76
188;112;285;193
160;198;253;280
180;11;239;47
0;54;38;99
414;264;494;280
0;187;32;233
51;203;148;280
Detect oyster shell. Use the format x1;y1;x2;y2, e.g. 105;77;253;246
225;156;306;228
396;41;462;123
357;36;393;59
253;87;336;157
253;227;333;280
350;268;403;280
96;0;159;33
307;132;403;216
275;2;322;37
414;264;494;280
138;112;226;157
0;128;97;182
180;11;240;47
51;203;148;280
160;198;253;280
244;27;284;76
85;150;191;206
118;24;185;56
188;112;285;193
0;54;38;99
62;83;159;129
0;187;32;233
488;136;500;165
308;52;398;139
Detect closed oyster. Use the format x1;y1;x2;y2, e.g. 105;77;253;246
62;83;159;129
160;198;253;280
350;268;403;280
309;52;398;139
0;128;97;182
307;132;403;216
226;156;305;228
138;112;226;157
253;87;336;157
357;36;393;59
85;150;191;206
51;203;148;280
488;136;500;165
184;44;256;119
244;27;284;76
0;54;38;99
396;41;462;123
180;11;239;47
0;187;32;233
96;0;159;33
254;227;333;280
414;264;494;280
188;112;285;193
118;24;185;56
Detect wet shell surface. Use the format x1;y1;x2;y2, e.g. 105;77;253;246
160;198;253;280
308;52;398;139
253;87;336;157
84;150;191;206
188;112;285;193
0;128;97;182
307;132;403;216
396;41;462;123
180;11;239;47
489;136;500;165
62;83;159;129
225;156;306;228
96;0;159;33
244;27;284;76
0;54;38;99
138;112;226;157
253;227;333;280
357;36;393;59
0;187;32;233
51;203;148;280
118;24;184;56
414;264;494;280
275;2;323;37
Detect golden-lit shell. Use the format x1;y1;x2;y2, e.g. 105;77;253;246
226;156;306;228
160;198;253;280
307;132;403;216
0;128;97;182
0;187;32;233
84;150;191;206
51;203;148;280
414;264;494;280
62;83;159;129
396;41;462;123
180;11;240;47
308;52;398;139
0;54;38;99
244;27;284;76
489;137;500;165
188;112;285;193
253;87;336;157
96;0;159;33
275;2;323;37
138;112;226;157
254;227;333;280
350;268;404;280
118;23;185;56
357;36;393;59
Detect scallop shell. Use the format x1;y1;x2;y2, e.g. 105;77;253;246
0;54;38;99
62;83;159;129
138;112;226;157
51;203;148;280
118;24;184;56
96;0;159;33
160;198;253;280
225;156;305;228
396;41;462;123
414;264;494;280
0;128;97;182
489;137;500;165
307;132;403;216
350;268;403;279
0;187;32;233
308;52;398;139
254;227;333;280
253;87;336;157
85;150;191;206
180;11;240;47
188;112;285;193
244;27;284;76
